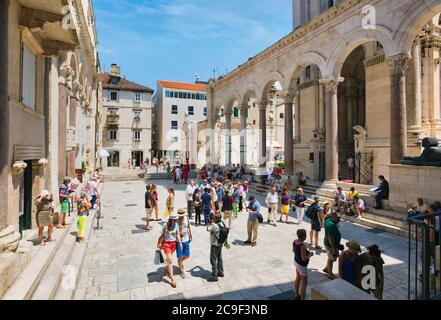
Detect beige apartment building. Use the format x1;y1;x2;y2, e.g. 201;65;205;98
153;81;208;165
0;0;100;297
101;64;154;170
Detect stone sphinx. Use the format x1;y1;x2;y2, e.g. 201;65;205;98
401;137;441;166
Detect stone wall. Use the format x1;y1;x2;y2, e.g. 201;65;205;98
389;164;441;212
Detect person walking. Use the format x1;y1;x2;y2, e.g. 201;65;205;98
193;189;203;226
58;177;72;229
151;184;160;221
157;213;182;288
207;212;225;282
201;188;214;225
245;195;261;247
294;188;307;225
182;165;189;185
221;190;233;228
265;186;278;226
166;187;175;216
308;196;324;249
280;187;291;223
186;180;196;219
323;211;343;280
76;192;91;243
238;183;244;213
216;182;224;211
145;185;154;230
35;190;54;246
177;209;192;279
86;176;99;209
293;229;313;300
338;240;362;287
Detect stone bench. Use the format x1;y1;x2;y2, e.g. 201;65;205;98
311;278;377;300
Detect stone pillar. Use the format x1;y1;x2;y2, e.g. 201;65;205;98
282;92;295;175
224;110;232;166
206;84;217;166
387;54;410;164
294;91;301;142
321;78;344;182
240;104;248;166
409;40;423;133
257;101;268;167
0;0;9;227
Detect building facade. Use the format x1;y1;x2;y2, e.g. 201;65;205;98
0;0;100;297
207;0;441;192
153;81;208;165
101;64;154;170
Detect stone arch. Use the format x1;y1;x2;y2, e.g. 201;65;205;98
259;71;285;100
240;82;259;105
395;0;441;54
225;90;240;114
326;26;395;78
284;51;327;90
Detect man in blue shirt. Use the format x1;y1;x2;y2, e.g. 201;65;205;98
201;188;213;225
245;195;261;247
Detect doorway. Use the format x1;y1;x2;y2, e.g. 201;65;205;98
131;151;143;167
107;150;120;167
19;160;33;233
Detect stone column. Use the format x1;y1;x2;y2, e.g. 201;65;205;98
240;104;248;166
294;91;301;142
387;54;410;164
224;110;232;166
0;0;9;227
206;85;217;166
320;78;344;182
58;81;68;182
282;92;295;175
257;101;268;167
409;40;423;133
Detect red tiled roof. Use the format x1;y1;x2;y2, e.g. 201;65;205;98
158;80;206;92
101;74;154;93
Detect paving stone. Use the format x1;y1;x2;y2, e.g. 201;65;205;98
109;290;130;300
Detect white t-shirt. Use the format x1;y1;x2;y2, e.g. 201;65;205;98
266;192;278;205
186;185;196;202
87;180;97;197
179;218;190;242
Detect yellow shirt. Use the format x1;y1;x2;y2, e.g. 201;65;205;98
348;191;360;200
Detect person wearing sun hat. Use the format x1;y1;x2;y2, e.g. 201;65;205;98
177;209;192;279
35;189;55;246
338;240;362;287
157;212;182;288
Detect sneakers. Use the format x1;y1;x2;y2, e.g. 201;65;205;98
208;277;218;282
218;273;225;278
244;240;251;244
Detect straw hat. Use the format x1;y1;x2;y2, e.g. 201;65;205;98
178;208;187;217
39;190;50;198
346;240;362;253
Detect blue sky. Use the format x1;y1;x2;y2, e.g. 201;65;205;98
94;0;292;90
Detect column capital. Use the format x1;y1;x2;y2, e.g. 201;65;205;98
224;110;233;118
239;103;250;113
256;100;270;111
387;54;411;76
319;77;344;94
279;90;297;104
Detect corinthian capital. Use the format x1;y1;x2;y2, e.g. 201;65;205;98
279;90;297;104
387;54;411;76
256;99;270;111
239;103;250;113
319;77;344;94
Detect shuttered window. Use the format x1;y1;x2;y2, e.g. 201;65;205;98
21;43;36;110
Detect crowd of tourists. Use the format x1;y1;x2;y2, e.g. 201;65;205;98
34;169;103;246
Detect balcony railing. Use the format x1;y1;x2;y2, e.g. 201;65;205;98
106;114;119;124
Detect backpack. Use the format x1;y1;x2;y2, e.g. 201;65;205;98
216;221;229;244
305;205;315;219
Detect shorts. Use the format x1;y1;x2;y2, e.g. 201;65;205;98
145;208;152;220
325;246;338;262
281;204;290;215
294;261;309;277
163;241;177;255
61;201;69;214
311;222;321;232
176;241;190;259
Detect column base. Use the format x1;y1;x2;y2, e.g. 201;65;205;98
316;180;338;198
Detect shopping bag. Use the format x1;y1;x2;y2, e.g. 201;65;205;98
154;250;165;265
164;208;169;218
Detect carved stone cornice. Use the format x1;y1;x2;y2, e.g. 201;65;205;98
212;0;364;91
319;77;344;94
387;54;411;76
363;54;386;68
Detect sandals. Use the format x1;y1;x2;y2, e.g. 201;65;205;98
171;278;177;288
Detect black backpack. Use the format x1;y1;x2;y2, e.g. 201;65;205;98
216;221;229;244
306;205;315;219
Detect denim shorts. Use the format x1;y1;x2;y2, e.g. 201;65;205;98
176;241;190;259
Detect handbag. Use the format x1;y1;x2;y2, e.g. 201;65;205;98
256;212;264;224
164;208;169;218
154;250;165;265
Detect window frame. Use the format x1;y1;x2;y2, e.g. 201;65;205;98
133;130;141;141
171;105;178;115
188;106;194;115
108;129;118;141
171;120;178;130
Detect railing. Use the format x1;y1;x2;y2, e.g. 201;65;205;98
106;115;119;124
407;211;441;300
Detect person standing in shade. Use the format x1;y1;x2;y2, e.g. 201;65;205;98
374;175;389;210
338;240;362;287
58;177;72;229
177;209;192;279
193;189;203;225
35;190;54;246
294;188;307;225
145;185;154;230
293;229;313;300
207;212;225;282
186;180;196;219
265;186;278;226
308;196;324;249
157;213;182;288
280;187;291;223
222;190;233;228
245;195;261;247
323;211;343;280
201;188;214;225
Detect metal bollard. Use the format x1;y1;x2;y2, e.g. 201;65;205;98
94;201;103;230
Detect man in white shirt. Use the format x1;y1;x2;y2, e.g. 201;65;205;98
86;177;99;209
334;187;347;212
186;180;196;219
265;186;279;226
